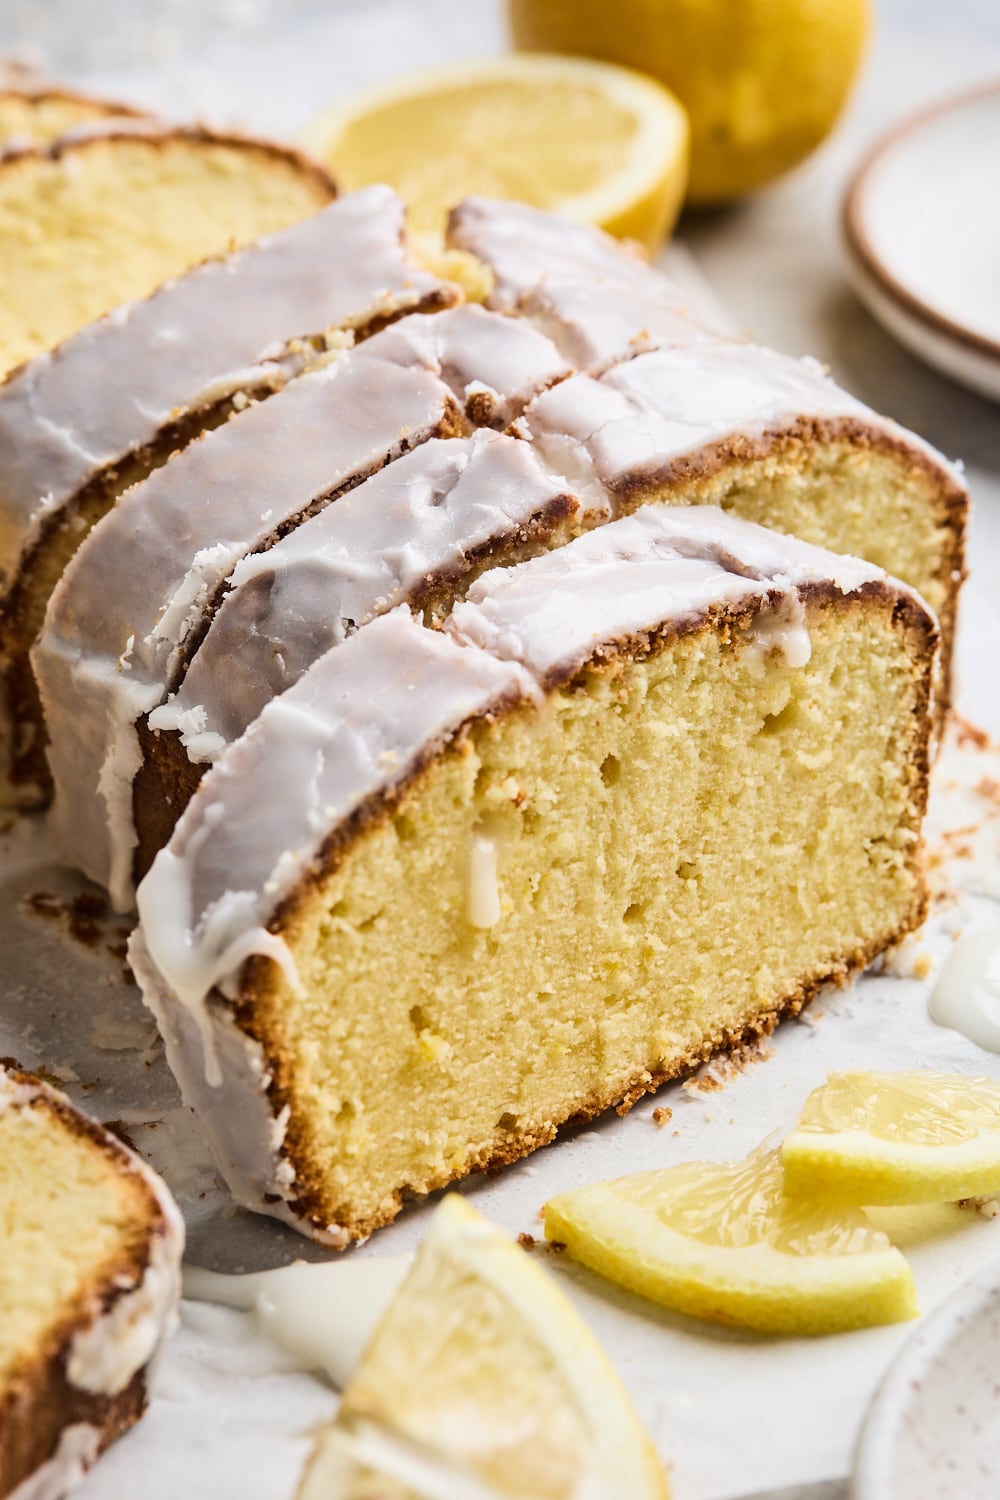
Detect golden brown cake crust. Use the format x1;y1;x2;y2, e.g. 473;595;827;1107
0;1065;177;1498
231;581;936;1246
0;120;336;199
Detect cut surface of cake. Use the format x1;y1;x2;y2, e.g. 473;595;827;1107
130;506;935;1245
516;340;966;701
0;186;457;809
0;1063;183;1500
33;305;570;908
0;123;335;375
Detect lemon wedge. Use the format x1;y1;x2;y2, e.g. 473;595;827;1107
301;54;689;252
545;1144;917;1337
298;1194;669;1500
782;1071;1000;1207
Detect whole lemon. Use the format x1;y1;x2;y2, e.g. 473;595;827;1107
509;0;870;204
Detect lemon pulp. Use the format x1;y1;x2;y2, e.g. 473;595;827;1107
546;1143;917;1336
298;1195;669;1499
302;54;689;251
783;1071;1000;1205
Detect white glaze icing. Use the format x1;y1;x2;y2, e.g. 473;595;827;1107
7;1425;100;1500
930;929;1000;1053
467;834;501;929
447;195;719;372
34;344;456;911
36;304;572;911
131;509;929;1241
518;342;964;506
446;503;886;687
447;196;678;307
181;1258;411;1390
356;303;569;424
0;185;448;591
134;608;534;1071
150;431;586;759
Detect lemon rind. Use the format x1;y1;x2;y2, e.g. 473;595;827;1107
782;1129;1000;1205
394;1195;669;1497
545;1186;918;1336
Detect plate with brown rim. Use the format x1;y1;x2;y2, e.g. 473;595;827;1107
843;82;1000;403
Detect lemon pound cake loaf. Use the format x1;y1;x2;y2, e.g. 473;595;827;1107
0;123;336;375
0;186;457;808
130;507;936;1245
34;305;570;908
0;1064;183;1499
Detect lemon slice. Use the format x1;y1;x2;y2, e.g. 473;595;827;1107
545;1144;916;1337
301;54;689;252
298;1194;668;1500
782;1071;1000;1206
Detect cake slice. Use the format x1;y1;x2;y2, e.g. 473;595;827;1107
135;430;582;873
517;342;967;705
0;1063;183;1500
130;507;935;1245
448;198;966;691
447;195;718;372
0;186;457;809
0;122;335;375
0;84;147;149
33;307;569;909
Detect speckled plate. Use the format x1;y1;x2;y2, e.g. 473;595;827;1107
853;1258;1000;1500
843;82;1000;402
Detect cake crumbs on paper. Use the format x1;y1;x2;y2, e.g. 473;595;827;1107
651;1106;673;1126
517;1232;536;1251
881;933;934;981
683;1037;774;1092
951;713;992;751
957;1195;1000;1219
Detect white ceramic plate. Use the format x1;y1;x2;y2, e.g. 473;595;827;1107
853;1257;1000;1500
843;82;1000;402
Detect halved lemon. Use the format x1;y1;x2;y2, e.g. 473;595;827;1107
545;1143;917;1337
782;1071;1000;1206
298;1194;669;1499
300;54;689;252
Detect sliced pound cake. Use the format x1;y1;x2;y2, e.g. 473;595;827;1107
0;85;147;150
130;507;935;1245
0;1063;183;1499
451;197;966;694
33;305;570;908
0;185;456;808
135;430;581;874
0;123;335;375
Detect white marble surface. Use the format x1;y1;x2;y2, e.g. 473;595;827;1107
2;3;1000;1498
